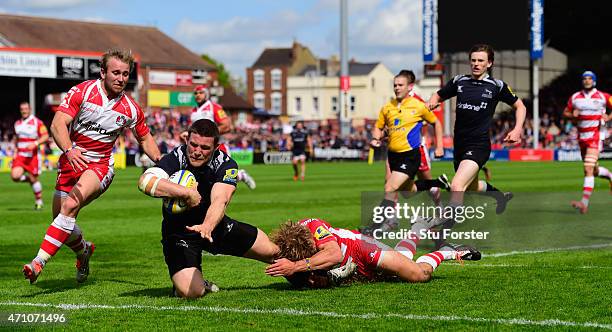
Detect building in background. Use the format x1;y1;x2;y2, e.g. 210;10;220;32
246;41;318;117
287;58;394;128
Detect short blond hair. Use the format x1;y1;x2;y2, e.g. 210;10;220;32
101;48;135;72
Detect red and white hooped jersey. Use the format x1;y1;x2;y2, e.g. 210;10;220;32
567;89;612;141
299;218;388;278
57;80;149;164
190;100;228;125
14;115;47;158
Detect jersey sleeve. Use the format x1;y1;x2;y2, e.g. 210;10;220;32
214;157;239;187
130;103;151;139
57;82;87;118
212;103;228;124
437;76;459;100
155;146;184;176
37;120;48;138
419;101;437;124
301;218;335;248
604;92;612;110
566;95;574;112
498;82;519;106
375;107;387;129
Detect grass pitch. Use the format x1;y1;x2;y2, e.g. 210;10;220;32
0;161;611;331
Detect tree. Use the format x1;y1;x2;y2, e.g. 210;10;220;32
201;54;231;88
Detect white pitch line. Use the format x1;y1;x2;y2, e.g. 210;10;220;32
445;263;612;269
482;243;612;258
0;301;611;330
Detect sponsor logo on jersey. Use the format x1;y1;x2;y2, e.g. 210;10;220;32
507;84;516;97
223;168;238;183
394;118;401;126
457;86;463;93
457;102;488;112
314;226;332;241
482;89;493;99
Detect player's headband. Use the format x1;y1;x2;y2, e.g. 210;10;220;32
194;85;210;94
582;71;597;82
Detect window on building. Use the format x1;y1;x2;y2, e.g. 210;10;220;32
254;92;265;109
313;97;319;113
254;69;264;91
350;96;356;112
331;96;338;113
295;97;302;112
271;68;282;90
271;92;282;114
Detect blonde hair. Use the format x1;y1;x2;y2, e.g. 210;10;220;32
101;48;135;72
270;221;317;260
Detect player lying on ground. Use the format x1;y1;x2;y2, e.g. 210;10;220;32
139;119;279;298
265;218;480;288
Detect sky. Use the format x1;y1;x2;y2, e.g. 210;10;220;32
0;0;424;80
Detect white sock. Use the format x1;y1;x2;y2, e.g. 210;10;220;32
415;250;456;271
598;166;612;180
581;176;595;206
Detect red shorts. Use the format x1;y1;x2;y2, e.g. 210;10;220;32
579;138;602;154
55;155;115;193
418;145;430;172
351;235;390;280
12;154;41;176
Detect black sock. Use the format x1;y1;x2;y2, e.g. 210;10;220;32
415;179;443;191
379;198;396;208
484;182;500;192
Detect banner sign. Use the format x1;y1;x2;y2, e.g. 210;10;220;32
509;149;553;161
530;0;544;60
422;0;436;62
0;51;56;78
230;149;254;166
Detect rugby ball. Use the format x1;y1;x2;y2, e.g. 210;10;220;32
163;170;197;214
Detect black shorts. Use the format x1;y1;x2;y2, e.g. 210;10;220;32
292;149;306;158
161;216;258;278
453;145;491;171
387;149;420;178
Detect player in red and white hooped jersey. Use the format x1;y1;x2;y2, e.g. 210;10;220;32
266;218;479;287
563;71;612;214
187;84;256;189
11;101;49;210
22;48;161;285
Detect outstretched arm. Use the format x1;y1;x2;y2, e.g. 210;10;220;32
265;241;343;277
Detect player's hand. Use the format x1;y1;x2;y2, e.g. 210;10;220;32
184;183;201;208
426;102;440;111
369;139;381;148
572;109;580;119
434;146;444;158
265;258;297;277
27;142;38;150
503;128;522;145
65;147;90;172
186;222;214;242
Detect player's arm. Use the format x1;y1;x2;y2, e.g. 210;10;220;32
137;167;200;205
137;132;161;163
30;124;49;150
265;241;343;277
426;92;443;111
504;98;527;145
427;76;459;110
307;135;313;154
287;134;293;150
186;183;235;242
370;108;386;148
216;117;232;135
422;105;444;157
51;111;89;171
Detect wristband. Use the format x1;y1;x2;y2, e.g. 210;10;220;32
305;257;312;271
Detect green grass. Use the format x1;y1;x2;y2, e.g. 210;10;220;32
0;161;611;331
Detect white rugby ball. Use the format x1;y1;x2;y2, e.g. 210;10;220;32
163;170;197;214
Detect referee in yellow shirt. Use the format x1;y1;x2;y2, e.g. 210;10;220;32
370;70;444;215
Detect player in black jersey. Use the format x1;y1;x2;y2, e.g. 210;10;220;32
427;44;526;216
289;121;312;181
138;119;279;298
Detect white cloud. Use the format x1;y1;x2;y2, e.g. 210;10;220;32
6;0;98;10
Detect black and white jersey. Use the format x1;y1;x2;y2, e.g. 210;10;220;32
156;145;238;236
438;74;518;147
290;129;308;152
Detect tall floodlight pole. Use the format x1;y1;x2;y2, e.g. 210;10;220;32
339;0;350;137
